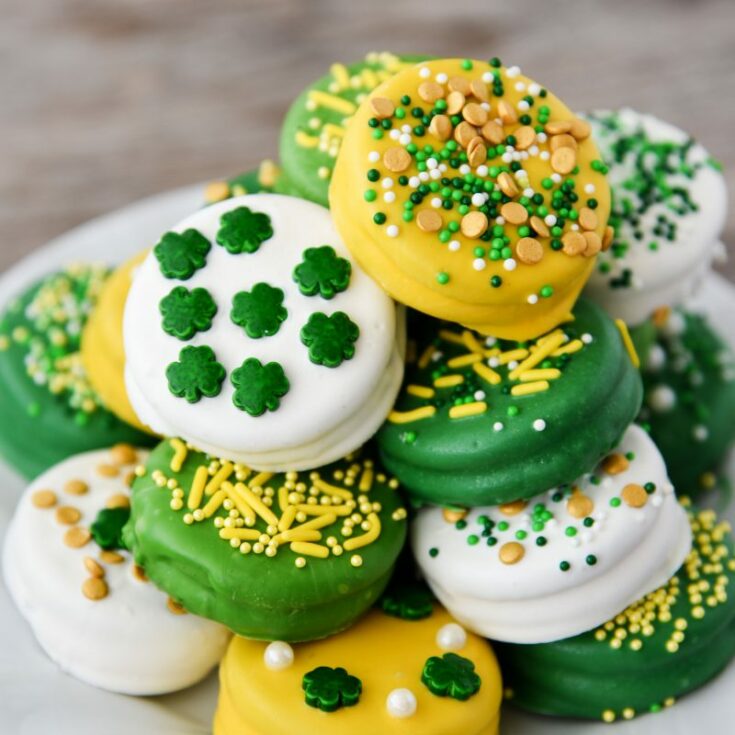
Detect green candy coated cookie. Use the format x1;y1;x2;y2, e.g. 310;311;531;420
277;52;428;207
124;439;407;641
497;506;735;723
377;298;643;506
0;266;154;479
639;309;735;494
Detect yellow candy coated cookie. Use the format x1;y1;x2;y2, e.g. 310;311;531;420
81;251;152;433
214;607;502;735
330;58;611;340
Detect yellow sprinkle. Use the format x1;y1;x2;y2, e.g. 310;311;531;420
169;438;188;473
278;486;289;513
295;131;319;148
361;68;379;88
498;348;530;365
297;513;339;531
509;332;566;379
278;505;297;532
438;329;465;346
205;462;233;496
615;319;640;368
358;468;374;492
473;362;502;385
330;62;350;90
511;381;550;396
275;528;323;544
417;344;436;369
519;368;561;382
449;401;488;419
307;90;356;115
552;339;584;356
201;490;226;518
434;374;464;388
343;512;381;551
296;503;353;517
388;406;437;424
257;159;280;187
461;330;486;354
447;353;483;368
601;710;616;723
406;384;436;399
237;483;280;527
313;478;353;501
322;122;346;140
219;528;261;541
223;484;256;524
249;472;273;489
187;465;209;510
290;541;329;559
350;554;364;567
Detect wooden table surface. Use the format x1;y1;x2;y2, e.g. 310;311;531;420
2;0;734;275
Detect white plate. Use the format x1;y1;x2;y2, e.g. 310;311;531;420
0;185;734;734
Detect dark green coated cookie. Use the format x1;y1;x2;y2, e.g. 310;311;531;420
639;309;735;494
278;52;428;207
0;266;154;479
377;298;643;507
124;439;407;641
497;505;735;723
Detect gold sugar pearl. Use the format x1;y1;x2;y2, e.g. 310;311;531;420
132;564;148;583
460;211;489;239
515;238;544;265
578;207;599;231
499;542;525;565
601;453;629;475
447;76;471;95
167;597;187;615
204;181;230;204
497;171;519;198
622;484;648;508
82;577;108;601
567;491;594;519
561;231;587;256
481;120;504;145
64;479;89;496
429;114;452;142
416;209;443;233
383;146;411;173
111;443;138;466
97;464;119;478
369;96;395;119
551;146;576;175
106;493;130;509
31;489;57;508
56;506;81;525
583;231;602;257
499;499;528;516
84;557;105;578
442;508;468;524
100;550;125;565
64;526;91;549
500;202;528;225
549;133;577;152
418;81;445;103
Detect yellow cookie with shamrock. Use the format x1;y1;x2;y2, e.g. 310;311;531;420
330;58;611;340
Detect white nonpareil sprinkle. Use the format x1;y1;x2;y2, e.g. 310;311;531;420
581;333;593;344
431;197;442;208
503;258;517;271
693;425;709;442
471;193;486;206
409;176;420;188
448;240;461;252
399;133;412;146
474;390;486;401
386;225;399;238
528;82;541;96
476;164;489;177
527;294;539;304
436;72;448;84
419;67;431;78
533;419;547;431
540;150;550;161
493;421;504;431
482;71;494;83
386;689;417;719
518;100;530;111
506;65;521;78
389;129;401;140
384;191;396;203
382;177;394;189
648;385;676;412
544;214;557;227
368;151;380;163
263;641;294;671
473;258;486;271
584;183;596;194
436;623;468;651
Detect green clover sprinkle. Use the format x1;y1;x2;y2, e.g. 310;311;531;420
90;507;130;550
159;286;217;340
231;358;289;416
166;345;226;403
381;580;435;620
216;206;273;254
154;229;211;280
300;312;359;368
302;666;362;712
231;282;287;339
421;653;481;701
292;245;352;299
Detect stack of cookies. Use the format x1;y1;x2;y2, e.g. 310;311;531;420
2;53;734;730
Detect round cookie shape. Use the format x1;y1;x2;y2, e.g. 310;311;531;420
583;108;727;326
412;425;691;644
2;446;230;695
330;57;612;340
279;52;427;207
497;504;735;723
0;265;153;479
214;606;502;735
124;439;408;641
378;298;642;506
639;308;735;493
124;193;405;471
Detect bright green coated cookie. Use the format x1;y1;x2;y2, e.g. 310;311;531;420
0;266;153;479
377;298;643;506
640;309;735;494
278;52;428;207
124;439;408;641
497;505;735;723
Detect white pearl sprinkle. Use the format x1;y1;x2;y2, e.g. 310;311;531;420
386;225;399;238
503;258;517;271
448;240;461;252
368;151;380;163
409;176;420;188
431;197;442;208
419;67;431;78
435;72;448;84
427;157;439;170
488;357;500;368
551;173;562;183
476;164;489;177
581;333;593;344
537;132;548;143
473;258;486;271
540;150;550;161
482;71;494;83
646;345;666;372
584;183;596;194
399;133;412;146
459;164;471;175
389;129;401;140
528;82;541;96
648;385;676;412
384;191;396;203
693;425;709;442
471;193;486;207
386;688;417;719
527;294;539;305
263;641;294;671
436;623;468;651
430;168;442;180
518;100;530;111
382;177;394;189
506;65;521;78
485;336;497;347
544;214;557;227
402;124;412;134
418;171;430;182
493;421;504;431
508;360;519;370
474;390;486;401
533;419;547;432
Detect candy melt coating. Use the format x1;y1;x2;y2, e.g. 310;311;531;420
2;447;229;694
124;193;404;471
330;58;611;339
214;607;502;735
583;109;727;326
412;425;691;643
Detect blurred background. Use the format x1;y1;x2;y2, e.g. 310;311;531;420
2;0;733;271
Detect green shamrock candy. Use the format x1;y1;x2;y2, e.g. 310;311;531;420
300;311;359;368
160;286;218;340
216;206;273;254
166;345;226;403
154;229;211;280
381;580;435;621
421;653;481;701
231;358;289;416
90;507;130;551
302;666;362;712
293;245;352;299
231;282;287;339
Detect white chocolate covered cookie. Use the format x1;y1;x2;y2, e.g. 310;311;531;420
412;425;691;643
124;193;405;471
3;446;230;695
